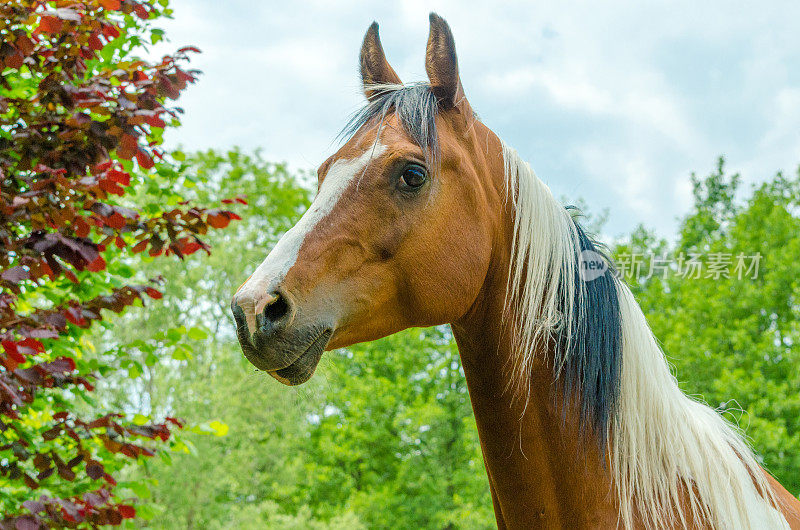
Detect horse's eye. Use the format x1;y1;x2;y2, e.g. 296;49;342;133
399;164;428;191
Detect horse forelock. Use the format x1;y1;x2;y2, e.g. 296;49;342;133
339;83;441;170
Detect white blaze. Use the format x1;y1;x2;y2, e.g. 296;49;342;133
235;142;386;335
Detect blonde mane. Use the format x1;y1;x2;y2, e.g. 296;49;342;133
501;142;786;529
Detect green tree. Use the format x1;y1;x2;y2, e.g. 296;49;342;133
614;159;800;494
0;0;239;526
297;328;494;529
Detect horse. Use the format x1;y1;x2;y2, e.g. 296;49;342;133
231;13;800;529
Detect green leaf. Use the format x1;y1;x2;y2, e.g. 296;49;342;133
209;420;229;437
166;327;183;343
135;503;157;520
151;29;164;44
171;344;193;361
128;362;143;379
187;327;207;340
121;480;151;499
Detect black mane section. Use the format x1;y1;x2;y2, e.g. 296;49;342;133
558;218;622;453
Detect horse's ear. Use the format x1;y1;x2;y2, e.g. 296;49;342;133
360;22;402;99
425;13;465;108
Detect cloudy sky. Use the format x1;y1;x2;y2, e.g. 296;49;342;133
153;1;800;238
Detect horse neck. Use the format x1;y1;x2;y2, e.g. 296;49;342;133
451;245;618;528
447;131;800;529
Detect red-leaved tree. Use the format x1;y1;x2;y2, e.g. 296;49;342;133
0;1;240;527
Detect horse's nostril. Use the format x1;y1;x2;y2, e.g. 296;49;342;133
262;291;291;326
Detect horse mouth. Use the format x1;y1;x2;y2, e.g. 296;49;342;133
267;330;332;386
231;300;334;385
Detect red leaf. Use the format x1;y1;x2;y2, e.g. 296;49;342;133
236;197;248;205
133;3;149;19
89;417;112;429
99;179;125;196
19;338;45;353
178;46;202;54
177;69;197;85
144;115;166;128
51;356;76;372
23;474;39;490
107;169;130;185
6;353;24;367
6;51;23;69
2;340;18;356
78;377;95;391
94;160;112;172
181;242;201;255
118;505;136;518
42;426;62;441
3;341;25;364
99;0;122;9
106;212;126;229
57;464;76;481
64;307;85;326
88;33;103;51
115;236;126;249
6;356;24;369
228;212;242;221
221;198;234;204
102;23;120;39
165;416;184;428
118;134;138;160
15;35;35;55
207;213;230;229
136;149;154;169
86;256;106;272
38;16;63;34
145;287;162;300
132;240;148;253
74;216;91;238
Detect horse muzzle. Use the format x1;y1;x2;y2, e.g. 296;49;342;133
230;288;333;385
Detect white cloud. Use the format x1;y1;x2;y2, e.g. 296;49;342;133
154;0;800;237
